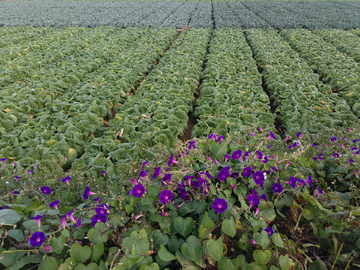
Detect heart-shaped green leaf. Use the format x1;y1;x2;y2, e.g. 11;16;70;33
38;256;58;270
207;238;223;262
158;245;176;262
91;242;104;262
50;236;66;254
222;217;236;237
181;236;202;262
70;243;92;264
87;222;109;243
174;216;194;237
8;229;25;242
0;209;22;225
152;230;169;247
168;235;184;253
253;250;272;265
253;231;271;250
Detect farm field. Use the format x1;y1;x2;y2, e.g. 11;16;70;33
2;1;360;28
1;2;360;270
1;26;360;177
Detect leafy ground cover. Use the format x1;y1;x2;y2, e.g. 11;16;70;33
2;1;360;29
1;128;360;269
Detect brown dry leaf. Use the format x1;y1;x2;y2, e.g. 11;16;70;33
109;102;113;109
141;114;148;119
29;115;35;119
119;128;124;137
4;108;10;113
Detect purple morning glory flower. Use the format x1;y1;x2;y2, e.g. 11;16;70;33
95;204;111;215
91;214;107;227
188;141;197;149
41;186;51;195
315;187;324;197
15;176;21;182
260;194;267;201
168;155;178;167
61;176;71;185
244;151;252;159
208;134;217;141
0;158;7;164
30;215;45;227
253;171;264;189
306;176;313;187
92;197;101;204
349;159;355;164
28;170;33;174
152;166;161;179
83;186;96;200
30;232;45;247
297;132;302;139
330;137;337;142
49;200;60;210
255;151;263;159
139;170;148;178
212;198;227;214
333;153;339;158
101;171;106;177
231;150;242;161
264;227;273;236
159;190;173;204
60;215;67;229
247;189;260;208
230;172;239;178
198;172;211;182
67;209;76;223
191;180;199;190
131;184;146;198
268;131;276;140
352;139;360;143
217;166;231;182
286;176;297;188
161;173;172;185
142;161;148;167
243;166;253;178
73;218;81;228
216;135;224;143
272;183;283;194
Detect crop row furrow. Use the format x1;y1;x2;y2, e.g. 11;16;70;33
246;29;358;136
192;29;274;139
0;29;178;172
280;29;360;117
0;28;146;123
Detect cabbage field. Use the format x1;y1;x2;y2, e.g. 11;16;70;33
1;25;360;177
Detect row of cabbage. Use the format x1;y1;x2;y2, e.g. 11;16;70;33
246;29;358;135
0;28;159;171
313;29;360;63
76;28;210;173
280;29;360;117
188;2;212;28
161;2;197;28
0;28;104;87
192;28;274;138
242;1;360;29
212;2;267;28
